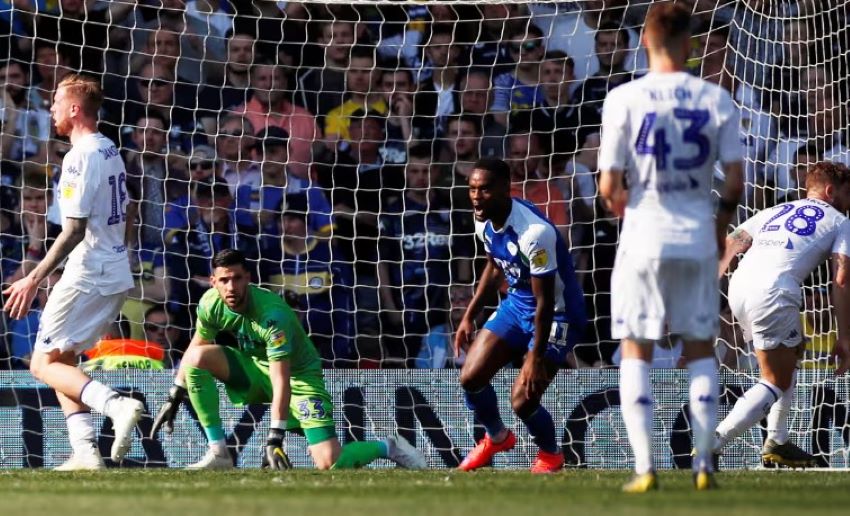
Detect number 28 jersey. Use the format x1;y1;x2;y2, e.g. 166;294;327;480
58;132;133;295
734;198;850;293
598;71;743;258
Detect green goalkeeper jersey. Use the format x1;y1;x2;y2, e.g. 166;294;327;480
195;284;321;376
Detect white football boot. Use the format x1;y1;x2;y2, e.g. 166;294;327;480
108;397;145;462
187;447;234;470
55;442;106;471
386;435;427;469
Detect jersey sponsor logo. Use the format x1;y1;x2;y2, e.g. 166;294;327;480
530;248;549;268
402;232;451;250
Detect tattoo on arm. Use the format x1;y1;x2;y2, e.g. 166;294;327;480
729;228;753;249
29;217;87;284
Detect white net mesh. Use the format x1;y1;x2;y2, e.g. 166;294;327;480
0;0;848;468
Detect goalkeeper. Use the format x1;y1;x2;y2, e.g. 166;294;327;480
151;249;426;470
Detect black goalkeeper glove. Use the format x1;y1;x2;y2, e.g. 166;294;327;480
264;428;293;470
150;384;187;437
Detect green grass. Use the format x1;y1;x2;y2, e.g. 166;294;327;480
0;469;847;516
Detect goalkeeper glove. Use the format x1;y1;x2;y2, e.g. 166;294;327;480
150;383;187;437
264;428;293;470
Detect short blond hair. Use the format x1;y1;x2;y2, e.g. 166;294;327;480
57;74;103;117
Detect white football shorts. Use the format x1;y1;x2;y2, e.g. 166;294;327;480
727;280;803;351
611;252;719;342
34;279;128;355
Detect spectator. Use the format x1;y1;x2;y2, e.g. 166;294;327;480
531;50;601;158
30;41;72;109
129;25;191;83
122;242;168;342
212;114;260;193
470;4;523;75
531;0;646;85
417;25;462;135
415;283;474;368
233;59;322;178
184;144;218;184
561;132;601;254
142;304;186;366
7;171;61;283
379;63;436;157
507;132;570;244
197;30;255;134
0;60;50;164
324;46;387;143
440;115;481;184
234;127;333;238
186;0;234;40
82;316;167;371
260;193;356;366
492;23;547;126
570;22;634;118
457;68;506;158
378;147;468;365
165;181;257;320
297;18;355;123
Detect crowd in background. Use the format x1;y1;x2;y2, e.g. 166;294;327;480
0;0;847;370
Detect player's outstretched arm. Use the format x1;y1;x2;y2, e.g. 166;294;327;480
831;253;850;376
266;359;293;470
454;255;503;356
718;228;753;279
2;217;87;320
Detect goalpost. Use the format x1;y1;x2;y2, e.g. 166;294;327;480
0;0;848;469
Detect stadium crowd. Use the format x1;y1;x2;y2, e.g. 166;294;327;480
0;0;847;370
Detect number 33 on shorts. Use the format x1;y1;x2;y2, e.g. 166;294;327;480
296;397;328;420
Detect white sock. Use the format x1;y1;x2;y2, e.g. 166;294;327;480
210;439;227;454
79;380;118;415
715;379;782;449
66;411;96;454
688;357;718;472
767;370;797;445
620;358;654;474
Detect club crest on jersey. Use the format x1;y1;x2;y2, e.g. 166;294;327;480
530;249;549;268
506;241;518;256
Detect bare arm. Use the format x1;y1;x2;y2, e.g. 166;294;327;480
460;254;503;323
28;217;86;285
716;161;745;256
831;253;850;375
718;228;753;279
529;274;555;362
269;360;292;423
599;168;627;218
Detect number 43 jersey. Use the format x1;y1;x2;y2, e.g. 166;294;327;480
58;132;133;295
599;71;743;259
734;198;850;294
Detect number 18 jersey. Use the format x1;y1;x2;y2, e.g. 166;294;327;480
599;71;743;258
58;132;133;295
734;198;850;295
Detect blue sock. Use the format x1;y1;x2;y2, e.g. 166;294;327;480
463;384;506;438
519;406;559;454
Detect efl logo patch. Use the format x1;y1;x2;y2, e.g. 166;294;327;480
61;182;77;199
530;249;548;268
271;331;287;347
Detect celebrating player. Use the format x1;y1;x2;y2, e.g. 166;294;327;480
150;249;426;470
715;162;850;466
455;158;586;474
3;74;144;470
598;3;745;491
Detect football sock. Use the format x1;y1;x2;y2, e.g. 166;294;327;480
463;384;507;440
66;411;96;454
79;380;118;415
715;379;781;449
518;406;559;454
767;370;797;445
688;357;718;472
620;358;654;474
185;366;225;443
332;441;388;469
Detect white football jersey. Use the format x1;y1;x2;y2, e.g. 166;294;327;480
733;198;850;295
599;71;743;258
58;132;133;295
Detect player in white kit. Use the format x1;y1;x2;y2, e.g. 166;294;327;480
598;4;744;492
3;74;144;470
716;161;850;467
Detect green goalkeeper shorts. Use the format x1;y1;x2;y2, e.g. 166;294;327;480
221;347;336;445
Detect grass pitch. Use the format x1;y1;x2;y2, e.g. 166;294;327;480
0;469;846;516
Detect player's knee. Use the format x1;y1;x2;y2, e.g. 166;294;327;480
183;346;213;369
511;392;539;419
459;368;484;392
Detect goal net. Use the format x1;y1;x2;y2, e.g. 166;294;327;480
0;0;848;469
